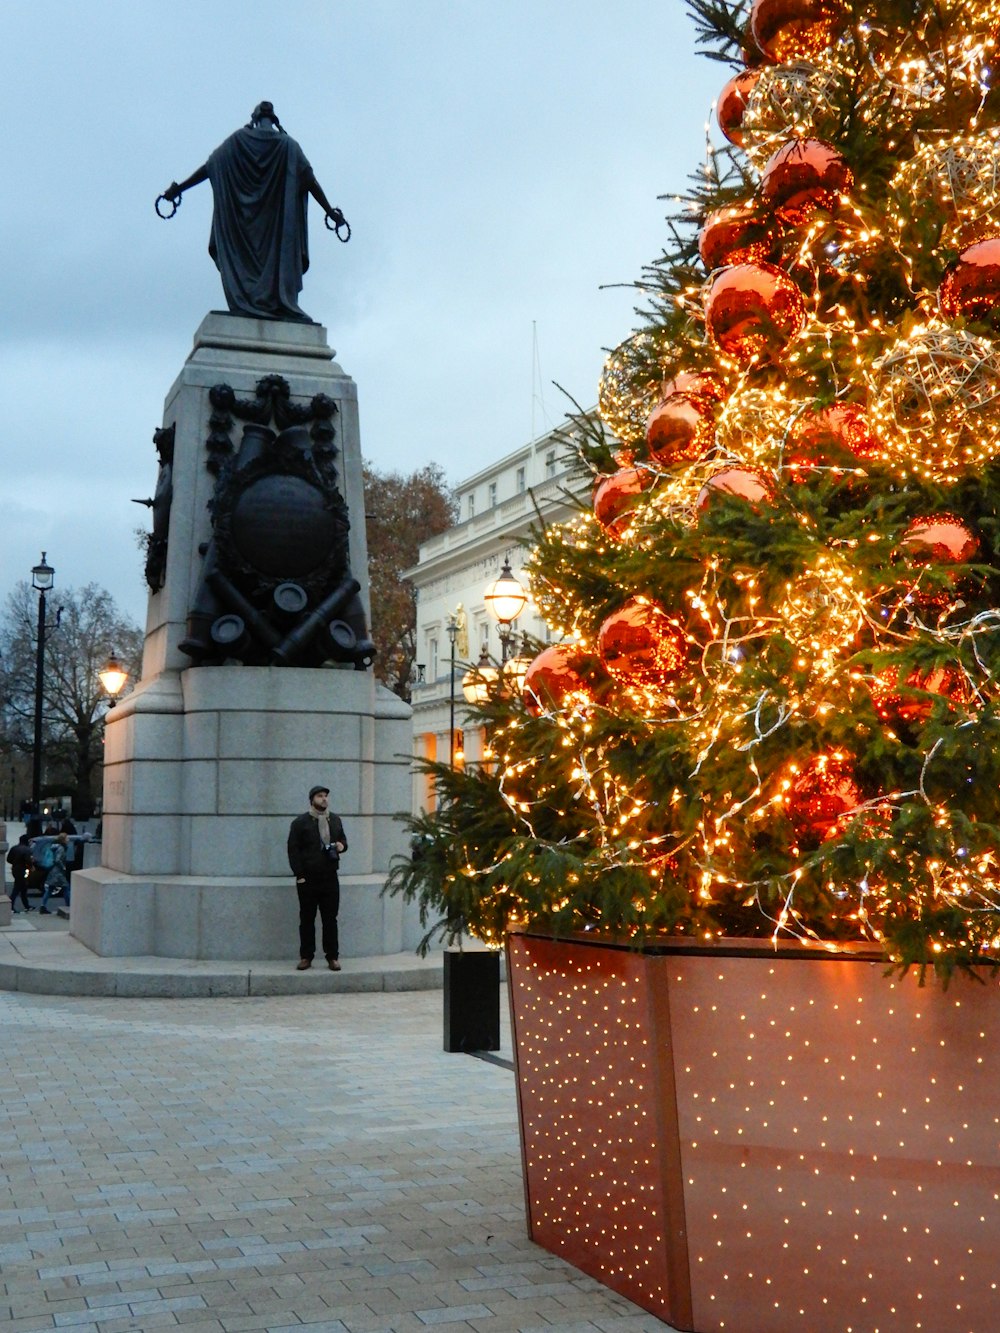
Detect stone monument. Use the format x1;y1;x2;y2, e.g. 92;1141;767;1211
72;106;419;961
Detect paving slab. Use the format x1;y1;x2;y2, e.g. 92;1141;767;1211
0;988;674;1332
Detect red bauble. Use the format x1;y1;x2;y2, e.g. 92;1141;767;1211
717;68;762;146
705;262;805;364
661;369;728;405
597;598;686;689
899;514;980;564
938;237;1000;323
644;394;716;465
749;0;846;63
696;465;775;510
786;753;861;842
869;664;973;726
593;467;653;537
522;645;591;716
787;402;880;474
699;203;781;272
760;138;853;226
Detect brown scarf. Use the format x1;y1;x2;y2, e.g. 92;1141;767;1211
309;805;331;846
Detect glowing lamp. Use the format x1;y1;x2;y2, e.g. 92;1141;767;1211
99;650;129;701
484;556;528;626
462;650;499;706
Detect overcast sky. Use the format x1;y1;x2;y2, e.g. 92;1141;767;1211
3;1;724;628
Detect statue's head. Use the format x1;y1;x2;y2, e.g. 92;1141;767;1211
250;101;279;127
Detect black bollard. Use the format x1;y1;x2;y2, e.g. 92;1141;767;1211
442;949;501;1053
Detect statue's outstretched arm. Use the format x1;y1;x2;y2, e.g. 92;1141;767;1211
163;163;209;200
307;175;342;222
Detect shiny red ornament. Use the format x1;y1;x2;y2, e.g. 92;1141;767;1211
661;369;728;406
699;202;781;272
938;237;1000;323
593;467;653;537
522;645;591;717
760;138;853;226
644;394;716;466
786;753;861;842
696;465;775;510
749;0;846;64
597;598;686;689
716;68;762;146
869;664;973;726
704;262;805;364
787;402;880;474
899;514;980;564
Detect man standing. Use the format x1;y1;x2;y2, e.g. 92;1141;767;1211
287;785;347;971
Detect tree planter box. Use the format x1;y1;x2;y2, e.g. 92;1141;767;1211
507;931;1000;1333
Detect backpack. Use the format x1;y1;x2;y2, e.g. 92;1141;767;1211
33;841;55;870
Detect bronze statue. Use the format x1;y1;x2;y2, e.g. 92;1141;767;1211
158;102;349;323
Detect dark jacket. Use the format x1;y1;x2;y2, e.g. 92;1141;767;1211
6;840;31;881
287;810;347;883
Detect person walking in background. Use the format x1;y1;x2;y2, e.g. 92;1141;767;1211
287;784;347;972
6;835;32;913
39;832;70;914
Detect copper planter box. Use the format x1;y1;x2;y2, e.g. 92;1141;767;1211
507;932;1000;1332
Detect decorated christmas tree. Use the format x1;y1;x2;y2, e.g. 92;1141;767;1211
392;0;1000;982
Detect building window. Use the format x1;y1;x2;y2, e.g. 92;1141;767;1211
545;450;557;478
516;466;526;493
428;636;438;681
488;480;498;508
467;492;475;519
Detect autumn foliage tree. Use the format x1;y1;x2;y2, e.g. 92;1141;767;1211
363;461;456;700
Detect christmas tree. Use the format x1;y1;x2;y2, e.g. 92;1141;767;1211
391;0;1000;983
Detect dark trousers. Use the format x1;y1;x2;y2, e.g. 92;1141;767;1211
297;878;340;961
9;875;29;910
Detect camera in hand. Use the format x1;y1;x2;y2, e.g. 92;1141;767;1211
324;843;340;866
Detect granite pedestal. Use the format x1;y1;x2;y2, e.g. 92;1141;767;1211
73;315;420;961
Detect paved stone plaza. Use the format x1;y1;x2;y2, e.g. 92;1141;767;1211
0;981;674;1333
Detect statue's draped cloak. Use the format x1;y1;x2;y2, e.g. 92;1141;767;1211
207;127;315;322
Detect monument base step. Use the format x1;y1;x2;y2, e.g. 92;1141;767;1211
0;922;444;998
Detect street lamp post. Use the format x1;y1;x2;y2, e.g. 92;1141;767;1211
445;613;459;767
484;554;528;664
30;552;55;812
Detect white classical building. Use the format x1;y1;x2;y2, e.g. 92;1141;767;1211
406;419;592;813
